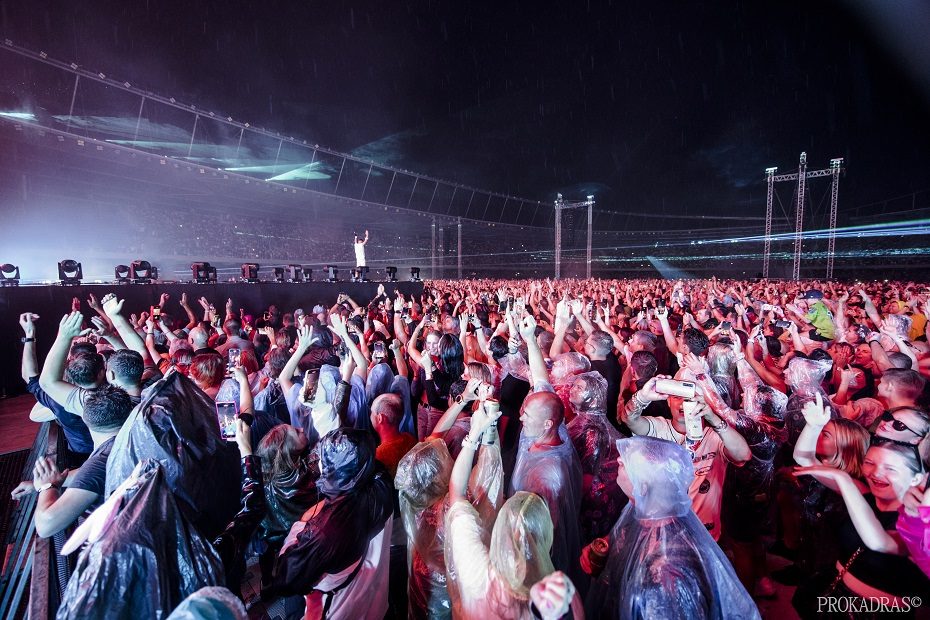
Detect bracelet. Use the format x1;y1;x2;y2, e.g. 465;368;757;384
21;337;35;343
632;393;649;409
461;435;480;451
711;419;729;433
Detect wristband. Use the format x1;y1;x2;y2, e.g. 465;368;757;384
35;481;60;493
631;394;649;410
711;419;729;433
461;435;480;451
21;337;35;343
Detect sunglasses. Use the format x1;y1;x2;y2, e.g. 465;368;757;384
880;410;923;437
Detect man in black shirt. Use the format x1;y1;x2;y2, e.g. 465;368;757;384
585;330;623;428
13;386;134;538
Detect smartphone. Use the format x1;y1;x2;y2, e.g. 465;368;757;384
226;348;240;377
216;401;239;441
774;320;792;329
372;341;386;359
720;321;731;331
655;379;696;399
263;311;271;321
151;305;161;320
761;303;772;312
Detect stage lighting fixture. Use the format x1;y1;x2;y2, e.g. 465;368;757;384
191;262;217;284
273;267;286;283
303;267;313;282
386;266;398;282
0;263;20;286
326;265;339;282
114;264;131;284
410;267;421;282
58;259;83;285
241;263;260;283
130;260;155;284
287;264;304;282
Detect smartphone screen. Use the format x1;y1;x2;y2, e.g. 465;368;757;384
216;401;238;440
151;305;161;320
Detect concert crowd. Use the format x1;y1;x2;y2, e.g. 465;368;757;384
12;277;930;619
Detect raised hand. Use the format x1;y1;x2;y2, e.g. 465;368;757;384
529;571;575;620
519;314;538;340
90;316;113;338
87;293;102;312
19;312;39;337
71;297;81;313
800;392;831;427
159;292;170;307
100;293;125;318
58;311;90;340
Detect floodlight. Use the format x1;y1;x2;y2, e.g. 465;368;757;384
191;262;216;284
0;263;20;286
287;264;304;282
58;259;83;285
241;263;260;283
410;267;421;282
114;264;131;284
130;260;155;283
326;265;339;282
765;167;778;175
303;266;313;282
386;266;398;282
273;267;286;283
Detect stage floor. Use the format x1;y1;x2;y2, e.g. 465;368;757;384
0;280;423;397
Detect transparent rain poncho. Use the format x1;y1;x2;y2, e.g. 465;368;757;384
395;438;504;620
444;491;555;620
510;424;583;585
550;352;591;386
706;343;739;409
585;437;760;620
783;357;834;446
882;313;912;339
366;362;415;436
566;372;627;542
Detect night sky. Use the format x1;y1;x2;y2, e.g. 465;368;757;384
1;0;928;224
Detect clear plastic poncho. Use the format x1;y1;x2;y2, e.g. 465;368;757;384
706;343;739;409
783;357;834;447
510;425;583;586
366;362;415;436
443;492;554;620
566;372;627;542
395;437;504;620
585;437;760;620
550;352;591;386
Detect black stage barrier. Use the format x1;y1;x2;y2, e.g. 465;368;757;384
0;280;423;397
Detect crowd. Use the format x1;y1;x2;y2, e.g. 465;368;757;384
11;276;930;619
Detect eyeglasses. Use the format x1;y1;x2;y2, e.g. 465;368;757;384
870;435;925;473
880;410;923;437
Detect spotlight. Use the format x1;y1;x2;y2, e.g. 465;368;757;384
58;259;83;285
410;267;421;282
303;266;313;282
191;262;217;284
0;263;20;286
241;263;260;283
114;264;131;284
273;267;286;283
386;266;398;282
130;259;155;283
326;265;339;282
287;264;304;282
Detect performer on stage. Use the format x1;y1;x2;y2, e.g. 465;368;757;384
354;230;369;268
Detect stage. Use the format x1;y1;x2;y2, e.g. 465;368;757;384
0;280;424;397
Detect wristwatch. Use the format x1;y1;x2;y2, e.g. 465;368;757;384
35;482;59;493
21;337;35;343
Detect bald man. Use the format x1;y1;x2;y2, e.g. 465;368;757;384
510;391;584;588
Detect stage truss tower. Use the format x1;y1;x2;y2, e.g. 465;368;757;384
554;194;595;279
763;153;844;280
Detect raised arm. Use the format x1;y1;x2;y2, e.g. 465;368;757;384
330;314;368;383
794;393;830;467
100;294;148;359
38;311;90;405
20;313;39;382
858;288;884;329
278;326;314;394
449;405;500;501
519;314;549;389
655;304;679;355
